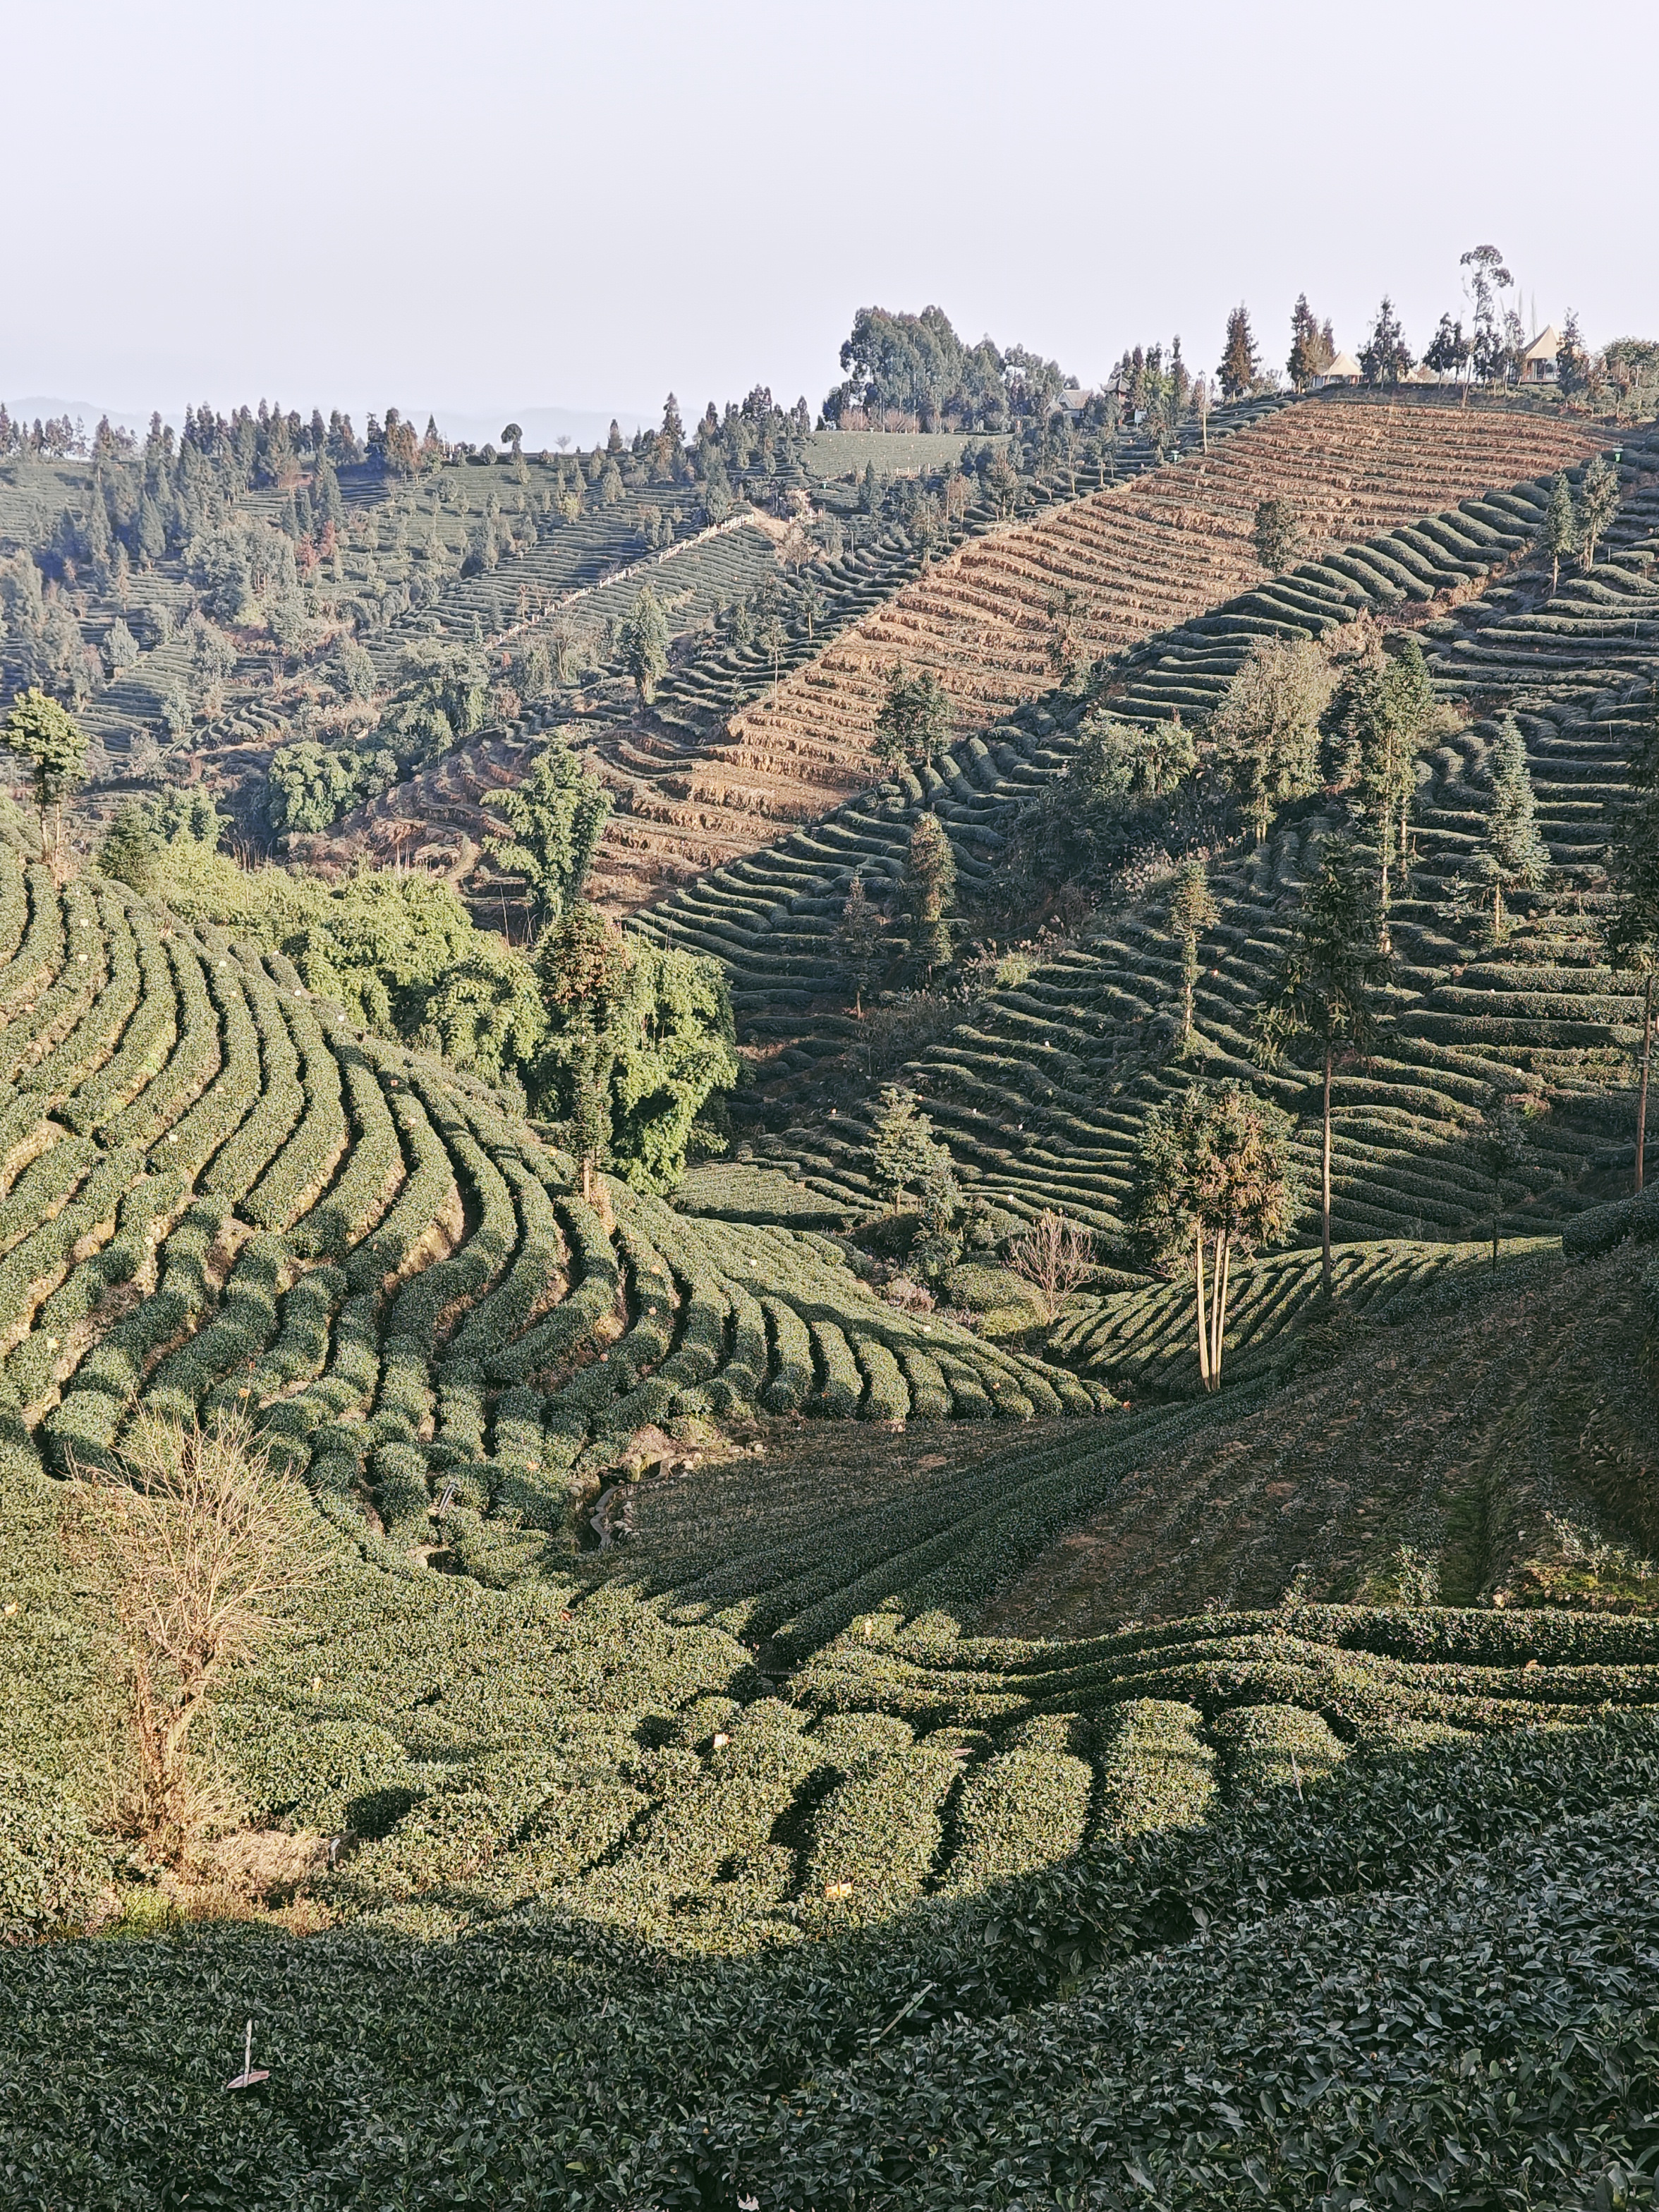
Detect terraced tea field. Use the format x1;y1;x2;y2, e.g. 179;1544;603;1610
7;392;1659;2212
0;844;1100;1598
308;406;1271;909
569;394;1609;908
6;1232;1657;2200
624;431;1659;1338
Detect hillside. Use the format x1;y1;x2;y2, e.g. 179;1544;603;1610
5;381;1659;2211
293;405;1275;905
569;394;1608;907
631;429;1659;1323
0;842;1096;1589
3;1238;1658;2197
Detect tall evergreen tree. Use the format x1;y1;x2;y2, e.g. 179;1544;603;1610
835;870;884;1016
873;660;952;769
1556;311;1591;399
1576;454;1620;566
869;1085;952;1213
901;813;956;980
1219;305;1258;399
1287;296;1333;389
621;585;669;703
1359;296;1413;387
1167;856;1219;1051
1257;839;1393;1296
1539;472;1578;593
1602;700;1659;1191
1253;497;1300;571
1469;716;1550;939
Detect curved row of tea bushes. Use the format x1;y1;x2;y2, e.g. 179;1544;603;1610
0;848;1102;1596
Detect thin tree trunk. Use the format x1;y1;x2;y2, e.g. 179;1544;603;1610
1208;1229;1224;1375
1492;1185;1500;1273
1321;1043;1333;1299
1639;970;1654;1195
1212;1235;1232;1385
1194;1238;1212;1392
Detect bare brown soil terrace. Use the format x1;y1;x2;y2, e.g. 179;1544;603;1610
320;399;1607;914
979;1246;1659;1639
585;399;1605;906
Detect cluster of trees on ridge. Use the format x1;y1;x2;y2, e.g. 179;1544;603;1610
1218;244;1659;411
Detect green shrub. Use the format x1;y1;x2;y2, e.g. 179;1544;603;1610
0;1761;111;1940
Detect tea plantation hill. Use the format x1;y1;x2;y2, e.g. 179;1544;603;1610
633;425;1659;1384
6;399;1659;2206
305;399;1284;904
0;839;1104;1576
4;1236;1659;2200
549;390;1608;916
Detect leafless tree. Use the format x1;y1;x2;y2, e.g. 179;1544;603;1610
1009;1210;1095;1320
68;1413;326;1863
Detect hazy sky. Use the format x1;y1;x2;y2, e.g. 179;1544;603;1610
7;0;1657;437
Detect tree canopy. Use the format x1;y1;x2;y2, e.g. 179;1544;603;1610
534;904;737;1194
1131;1081;1299;1390
1256;837;1392;1293
621;585;670;703
481;734;611;931
873;661;952;770
1211;636;1333;843
824;305;1062;430
1468;716;1550;937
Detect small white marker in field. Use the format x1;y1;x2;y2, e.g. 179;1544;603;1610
225;2019;269;2091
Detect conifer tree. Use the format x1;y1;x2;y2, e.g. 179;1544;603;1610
1257;839;1393;1296
96;803;158;895
1539;472;1578;593
1469;716;1550;939
1253;497;1300;571
1219;305;1258;399
870;1085;952;1213
835;870;884;1016
1167;856;1218;1050
1287;296;1333;389
1576;454;1620;566
1603;700;1659;1191
901;813;956;980
873;660;952;769
621;585;669;703
1359;296;1413;387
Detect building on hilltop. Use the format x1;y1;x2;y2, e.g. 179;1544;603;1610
1521;326;1562;384
1311;351;1362;388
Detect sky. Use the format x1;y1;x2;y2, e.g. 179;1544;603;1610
6;0;1658;440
